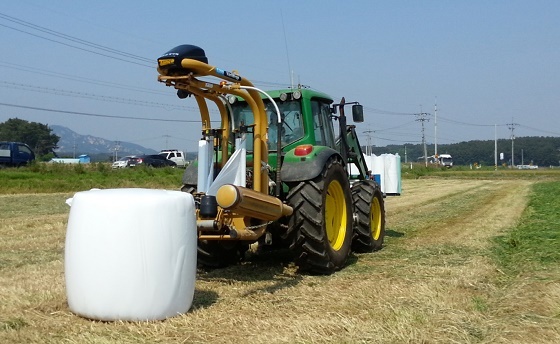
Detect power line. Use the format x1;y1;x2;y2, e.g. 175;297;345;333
0;22;152;68
0;61;168;95
437;115;507;127
0;81;201;112
0;102;213;123
518;124;560;136
375;130;419;138
1;12;557;145
0;12;152;63
0;14;152;68
375;120;418;132
362;106;416;116
374;136;422;144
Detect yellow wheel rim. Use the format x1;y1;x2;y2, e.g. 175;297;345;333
325;180;347;251
370;196;382;240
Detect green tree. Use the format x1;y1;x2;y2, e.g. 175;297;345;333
0;118;60;156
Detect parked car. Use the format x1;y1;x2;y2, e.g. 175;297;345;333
159;149;187;167
111;156;135;169
0;141;35;167
128;155;177;168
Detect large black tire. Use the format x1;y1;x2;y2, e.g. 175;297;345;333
351;180;386;252
197;240;248;268
285;156;353;274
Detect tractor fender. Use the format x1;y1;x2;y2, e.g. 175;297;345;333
280;147;343;183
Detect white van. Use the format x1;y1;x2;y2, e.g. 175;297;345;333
159;149;187;167
438;154;453;168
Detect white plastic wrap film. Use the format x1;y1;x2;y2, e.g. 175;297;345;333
395;154;402;194
236;135;247;187
349;163;360;177
197;139;214;193
64;188;197;321
370;154;385;193
364;155;376;177
383;154;398;194
352;153;402;194
207;136;247;196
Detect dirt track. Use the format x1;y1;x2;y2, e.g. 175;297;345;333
384;178;533;248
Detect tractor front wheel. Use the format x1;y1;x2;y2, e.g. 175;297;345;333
351;180;386;252
286;156;353;274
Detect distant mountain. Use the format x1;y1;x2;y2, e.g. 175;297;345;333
50;125;157;156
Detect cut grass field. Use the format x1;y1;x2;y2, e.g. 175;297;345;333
1;167;559;343
0;163;184;194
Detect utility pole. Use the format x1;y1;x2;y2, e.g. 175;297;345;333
416;112;430;167
114;141;121;161
363;130;374;156
494;124;497;171
163;135;170;149
434;97;438;157
404;145;407;163
507;121;519;168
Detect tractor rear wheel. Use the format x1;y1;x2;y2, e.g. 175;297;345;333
351;180;386;252
286;156;353;274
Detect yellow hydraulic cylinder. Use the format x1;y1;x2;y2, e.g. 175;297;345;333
216;184;293;221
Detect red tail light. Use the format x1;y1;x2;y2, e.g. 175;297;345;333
294;144;313;156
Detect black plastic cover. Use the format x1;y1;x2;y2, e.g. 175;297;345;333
200;195;218;218
157;44;208;74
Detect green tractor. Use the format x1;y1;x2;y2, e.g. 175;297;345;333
157;44;385;274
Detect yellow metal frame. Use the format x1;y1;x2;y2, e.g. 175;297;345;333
158;58;287;241
157;59;269;193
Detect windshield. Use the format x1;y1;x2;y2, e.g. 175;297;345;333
231;99;304;151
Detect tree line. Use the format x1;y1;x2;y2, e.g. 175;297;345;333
373;137;560;167
0;118;59;160
2;117;559;167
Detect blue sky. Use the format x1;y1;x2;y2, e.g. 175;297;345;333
1;1;558;153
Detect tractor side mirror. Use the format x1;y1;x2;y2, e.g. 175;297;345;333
352;104;364;123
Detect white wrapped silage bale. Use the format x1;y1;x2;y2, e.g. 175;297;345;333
64;188;197;321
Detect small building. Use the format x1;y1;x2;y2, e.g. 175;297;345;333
51;154;91;164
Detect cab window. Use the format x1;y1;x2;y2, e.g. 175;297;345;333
231;99;304;151
311;100;335;147
18;144;32;155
